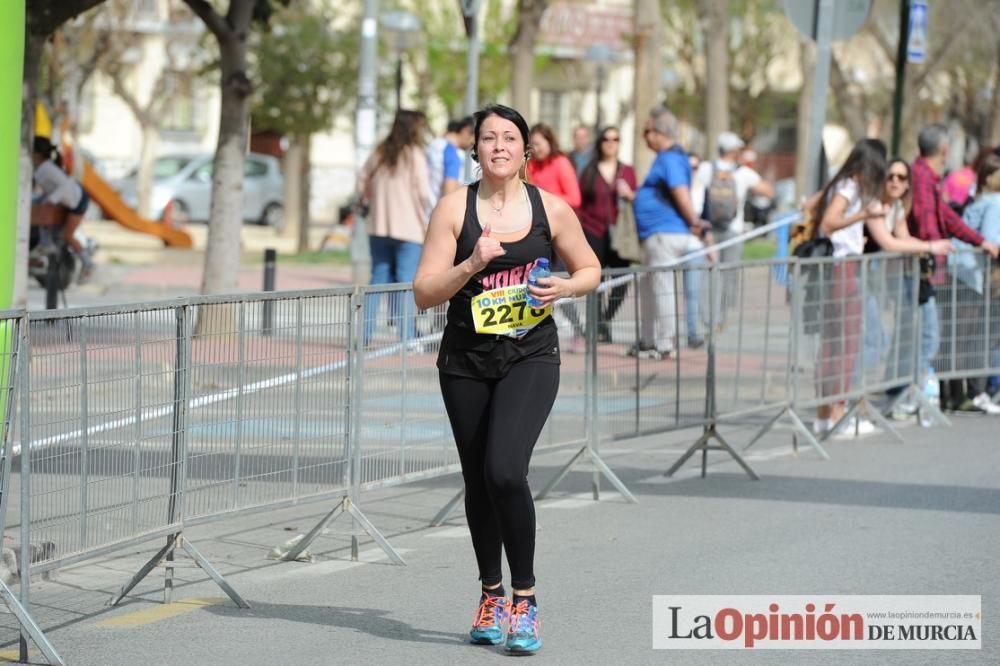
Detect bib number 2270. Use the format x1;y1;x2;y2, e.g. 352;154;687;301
471;285;550;337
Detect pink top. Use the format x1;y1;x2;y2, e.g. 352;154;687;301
526;154;581;208
359;145;431;244
943;166;975;206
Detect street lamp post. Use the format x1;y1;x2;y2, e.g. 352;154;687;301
584;44;614;132
380;9;421;111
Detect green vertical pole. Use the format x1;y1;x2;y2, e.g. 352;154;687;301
1;2;25;310
0;2;25;428
891;0;910;157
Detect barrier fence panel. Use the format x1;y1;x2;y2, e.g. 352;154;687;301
859;254;922;397
713;259;794;420
19;306;185;575
4;246;1000;660
1;312;20;535
356;284;456;491
181;292;354;521
788;253;924;441
591;264;713;441
2;313;65;665
590;270;643;442
543;293;590;449
933;251;1000;408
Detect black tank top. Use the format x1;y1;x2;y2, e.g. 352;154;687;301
437;182;560;378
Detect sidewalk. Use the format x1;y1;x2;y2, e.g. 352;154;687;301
3;414;997;665
29;220;356;310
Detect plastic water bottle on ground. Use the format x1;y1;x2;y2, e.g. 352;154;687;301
526;258;550;308
924;368;940;407
920;367;939;428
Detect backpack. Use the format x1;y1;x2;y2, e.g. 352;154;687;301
702;161;739;230
789;212;833;335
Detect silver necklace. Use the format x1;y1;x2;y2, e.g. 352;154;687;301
479;183;531;233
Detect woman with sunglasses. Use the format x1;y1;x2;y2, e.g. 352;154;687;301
576;126;637;341
810;141;951;437
860;159;952;406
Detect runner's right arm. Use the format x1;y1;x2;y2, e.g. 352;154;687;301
413;188;504;310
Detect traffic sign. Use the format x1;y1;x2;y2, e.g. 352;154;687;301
783;0;872;42
907;0;928;64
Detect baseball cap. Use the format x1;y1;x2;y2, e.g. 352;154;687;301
717;131;745;154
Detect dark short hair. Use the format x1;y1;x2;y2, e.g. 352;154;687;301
33;135;54;158
447;116;474;134
471;104;530;163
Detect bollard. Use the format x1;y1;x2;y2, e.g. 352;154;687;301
262;248;276;336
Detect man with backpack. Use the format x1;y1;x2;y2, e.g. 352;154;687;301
692;131;774;328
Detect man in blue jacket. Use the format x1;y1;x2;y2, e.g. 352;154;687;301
631;106;711;359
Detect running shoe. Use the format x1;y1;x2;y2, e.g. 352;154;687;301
972;393;1000;415
505;599;542;654
812;418;833;436
626;343;673;360
469;594;510;645
833;417;877;438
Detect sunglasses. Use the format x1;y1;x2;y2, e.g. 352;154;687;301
887;173;908;182
602;136;620;143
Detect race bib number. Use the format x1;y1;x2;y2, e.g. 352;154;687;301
471;285;550;337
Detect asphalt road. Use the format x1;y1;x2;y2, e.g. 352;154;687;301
1;413;997;665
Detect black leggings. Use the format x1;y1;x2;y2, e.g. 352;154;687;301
439;361;560;590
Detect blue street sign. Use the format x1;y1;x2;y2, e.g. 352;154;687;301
908;0;928;64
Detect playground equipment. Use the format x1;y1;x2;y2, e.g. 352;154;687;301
78;157;193;248
37;103;193;249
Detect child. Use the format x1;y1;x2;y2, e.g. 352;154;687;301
32;136;93;282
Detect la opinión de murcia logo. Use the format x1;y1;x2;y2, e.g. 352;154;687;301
652;596;981;650
666;604;977;648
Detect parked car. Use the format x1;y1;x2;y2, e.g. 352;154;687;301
114;153;284;227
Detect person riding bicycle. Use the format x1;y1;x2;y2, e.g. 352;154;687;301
31;136;94;283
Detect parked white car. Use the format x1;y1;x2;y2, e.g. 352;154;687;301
115;153;284;227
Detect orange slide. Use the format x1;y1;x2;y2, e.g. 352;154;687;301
80;159;193;248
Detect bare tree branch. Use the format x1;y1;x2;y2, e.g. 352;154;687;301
865;22;895;65
105;61;149;126
829;51;868;138
28;0;108;37
183;0;230;40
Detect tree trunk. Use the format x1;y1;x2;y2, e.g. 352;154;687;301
13;32;46;309
986;45;1000;146
509;0;548;115
795;38;815;203
199;15;252;299
699;0;729;159
195;1;254;336
298;137;311;253
279;137;303;242
632;0;663;178
136;121;159;218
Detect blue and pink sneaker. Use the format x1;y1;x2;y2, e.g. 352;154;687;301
505;599;542;654
469;594;510;645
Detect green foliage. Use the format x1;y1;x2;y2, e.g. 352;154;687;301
742;237;776;260
253;0;290;26
250;2;359;137
661;0;790;138
405;0;516;117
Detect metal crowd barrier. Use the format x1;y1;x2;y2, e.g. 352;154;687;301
3;234;1000;663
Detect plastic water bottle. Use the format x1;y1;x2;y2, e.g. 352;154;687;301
526;258;550;308
924;367;940;408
